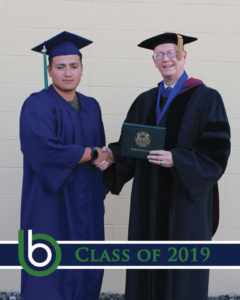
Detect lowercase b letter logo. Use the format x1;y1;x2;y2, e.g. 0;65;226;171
18;230;61;277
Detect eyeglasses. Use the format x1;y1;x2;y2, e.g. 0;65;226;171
153;50;178;61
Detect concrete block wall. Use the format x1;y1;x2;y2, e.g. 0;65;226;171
0;0;240;296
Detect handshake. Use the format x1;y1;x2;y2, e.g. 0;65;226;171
92;146;114;171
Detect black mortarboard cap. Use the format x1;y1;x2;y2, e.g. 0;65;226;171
138;32;197;50
31;31;93;59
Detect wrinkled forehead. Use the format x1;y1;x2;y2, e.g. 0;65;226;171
153;43;178;53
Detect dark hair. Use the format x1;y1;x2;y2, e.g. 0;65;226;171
48;55;82;67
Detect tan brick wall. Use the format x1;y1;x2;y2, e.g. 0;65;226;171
0;0;239;296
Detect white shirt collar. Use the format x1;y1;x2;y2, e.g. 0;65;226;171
164;82;176;89
164;75;189;89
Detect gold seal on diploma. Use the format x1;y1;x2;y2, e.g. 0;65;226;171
135;131;151;148
121;122;166;159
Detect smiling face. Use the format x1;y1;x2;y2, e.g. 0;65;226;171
47;54;83;100
153;43;187;86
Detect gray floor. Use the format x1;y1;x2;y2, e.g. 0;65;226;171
1;293;240;300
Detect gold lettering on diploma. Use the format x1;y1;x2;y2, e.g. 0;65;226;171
131;148;149;152
135;131;151;148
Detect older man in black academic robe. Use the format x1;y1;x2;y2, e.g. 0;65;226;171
101;33;231;300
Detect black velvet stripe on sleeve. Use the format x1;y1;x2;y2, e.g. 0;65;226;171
196;137;231;151
204;121;230;134
201;151;229;168
196;136;230;168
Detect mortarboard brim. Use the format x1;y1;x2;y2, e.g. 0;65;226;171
138;32;197;50
31;31;93;90
138;32;197;60
31;31;93;60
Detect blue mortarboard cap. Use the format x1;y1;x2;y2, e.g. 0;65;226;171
31;31;92;89
31;31;93;59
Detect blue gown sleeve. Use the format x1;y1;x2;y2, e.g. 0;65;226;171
20;95;86;192
95;100;106;147
171;88;231;202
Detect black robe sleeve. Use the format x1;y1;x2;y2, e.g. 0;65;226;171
171;87;231;203
103;94;148;194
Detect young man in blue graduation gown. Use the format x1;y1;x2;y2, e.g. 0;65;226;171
20;31;113;300
101;33;231;300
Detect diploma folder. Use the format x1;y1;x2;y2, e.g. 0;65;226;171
121;122;166;159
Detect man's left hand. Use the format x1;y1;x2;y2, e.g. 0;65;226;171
147;150;174;168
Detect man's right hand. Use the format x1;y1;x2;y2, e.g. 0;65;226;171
93;146;114;171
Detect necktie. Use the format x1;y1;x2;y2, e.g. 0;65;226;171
166;86;172;96
160;86;172;110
